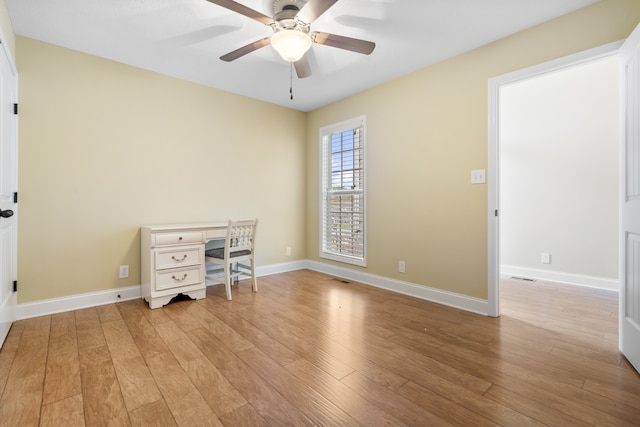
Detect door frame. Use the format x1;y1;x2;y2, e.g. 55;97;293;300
487;41;622;317
0;30;18;347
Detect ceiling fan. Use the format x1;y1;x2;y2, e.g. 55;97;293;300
205;0;376;78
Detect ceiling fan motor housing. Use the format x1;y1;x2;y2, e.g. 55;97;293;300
274;5;306;31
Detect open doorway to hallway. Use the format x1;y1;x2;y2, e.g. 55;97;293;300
497;55;620;352
487;42;622;317
498;55;619;294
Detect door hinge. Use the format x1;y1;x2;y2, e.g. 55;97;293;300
13;192;17;203
13;103;17;115
495;209;499;216
12;280;17;292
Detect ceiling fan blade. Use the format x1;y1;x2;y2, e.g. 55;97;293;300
297;0;339;23
311;32;375;55
220;37;271;61
294;55;312;79
205;0;273;25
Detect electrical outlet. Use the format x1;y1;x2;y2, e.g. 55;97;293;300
541;253;551;264
399;261;406;273
119;265;129;278
286;247;292;256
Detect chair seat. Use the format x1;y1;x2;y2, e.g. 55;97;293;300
205;247;252;259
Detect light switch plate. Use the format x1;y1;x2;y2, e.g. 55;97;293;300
471;169;486;184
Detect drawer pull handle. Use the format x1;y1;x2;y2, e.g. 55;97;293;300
171;274;188;282
171;255;188;262
178;236;183;241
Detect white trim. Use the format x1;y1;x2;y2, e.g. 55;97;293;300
487;73;500;317
318;115;367;268
16;261;308;320
255;260;307;276
501;265;619;291
16;259;490;319
306;260;489;315
17;285;142;320
487;40;623;317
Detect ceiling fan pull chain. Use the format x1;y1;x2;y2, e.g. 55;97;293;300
290;62;294;100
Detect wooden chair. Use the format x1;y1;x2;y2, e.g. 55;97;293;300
205;219;258;300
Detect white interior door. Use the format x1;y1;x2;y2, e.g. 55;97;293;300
620;23;640;373
0;44;17;348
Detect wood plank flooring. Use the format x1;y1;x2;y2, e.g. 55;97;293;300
0;270;639;426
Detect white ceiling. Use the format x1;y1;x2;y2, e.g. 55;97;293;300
6;0;599;112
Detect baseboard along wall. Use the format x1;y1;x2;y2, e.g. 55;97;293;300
500;265;619;291
17;259;490;320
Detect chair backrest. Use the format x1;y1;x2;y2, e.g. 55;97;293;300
225;219;258;257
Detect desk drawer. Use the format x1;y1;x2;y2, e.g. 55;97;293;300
153;231;204;246
155;246;202;270
205;228;226;240
155;266;203;291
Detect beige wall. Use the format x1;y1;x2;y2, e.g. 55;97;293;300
305;0;640;299
17;38;306;303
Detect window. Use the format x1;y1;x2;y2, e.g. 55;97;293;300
319;116;366;266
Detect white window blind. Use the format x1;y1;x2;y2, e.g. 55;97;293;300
320;116;366;266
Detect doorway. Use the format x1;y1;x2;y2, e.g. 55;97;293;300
488;41;622;316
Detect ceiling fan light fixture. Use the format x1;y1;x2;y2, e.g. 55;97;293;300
271;29;312;62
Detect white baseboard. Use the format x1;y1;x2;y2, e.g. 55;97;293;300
17;285;142;320
17;259;489;319
16;260;309;320
256;260;308;276
501;265;619;291
305;260;490;315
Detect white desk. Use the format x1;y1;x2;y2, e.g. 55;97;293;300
141;223;227;309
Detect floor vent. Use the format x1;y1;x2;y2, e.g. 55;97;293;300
511;276;536;282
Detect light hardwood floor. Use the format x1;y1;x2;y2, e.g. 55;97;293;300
0;270;639;426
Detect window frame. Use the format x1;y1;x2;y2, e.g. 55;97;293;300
318;115;367;267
